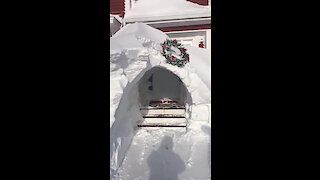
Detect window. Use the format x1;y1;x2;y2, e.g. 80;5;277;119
177;39;193;47
167;31;207;48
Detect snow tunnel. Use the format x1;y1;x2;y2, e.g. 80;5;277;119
137;66;191;127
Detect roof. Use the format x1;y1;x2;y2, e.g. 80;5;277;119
123;0;211;23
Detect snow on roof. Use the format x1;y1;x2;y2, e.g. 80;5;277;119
124;0;211;23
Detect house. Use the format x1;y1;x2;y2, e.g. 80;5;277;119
110;0;211;49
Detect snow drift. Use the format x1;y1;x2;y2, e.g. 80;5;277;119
110;23;211;178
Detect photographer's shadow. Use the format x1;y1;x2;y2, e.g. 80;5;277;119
147;136;185;180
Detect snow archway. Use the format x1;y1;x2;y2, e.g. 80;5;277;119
110;23;211;178
138;66;190;107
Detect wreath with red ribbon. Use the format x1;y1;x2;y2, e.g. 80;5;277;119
160;39;189;67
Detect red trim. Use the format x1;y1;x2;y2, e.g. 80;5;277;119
157;24;211;32
187;0;208;6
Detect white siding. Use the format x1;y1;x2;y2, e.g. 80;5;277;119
166;30;210;49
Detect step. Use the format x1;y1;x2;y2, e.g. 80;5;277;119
137;118;187;127
137;124;187;127
140;106;185;110
143;114;185;118
140;109;185;116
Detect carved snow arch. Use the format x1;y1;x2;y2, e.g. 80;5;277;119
136;66;192;127
138;66;191;107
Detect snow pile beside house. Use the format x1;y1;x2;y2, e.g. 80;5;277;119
187;46;211;90
110;23;211;178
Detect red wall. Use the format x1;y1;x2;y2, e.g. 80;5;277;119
187;0;208;6
110;0;125;17
157;24;211;32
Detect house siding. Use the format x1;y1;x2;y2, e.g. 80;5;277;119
110;0;125;17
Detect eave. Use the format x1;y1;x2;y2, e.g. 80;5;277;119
125;16;211;29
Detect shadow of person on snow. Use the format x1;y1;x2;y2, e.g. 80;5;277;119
147;136;185;180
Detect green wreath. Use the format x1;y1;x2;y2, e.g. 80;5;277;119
160;39;190;67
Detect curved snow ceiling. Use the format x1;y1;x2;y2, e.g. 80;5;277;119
138;66;191;106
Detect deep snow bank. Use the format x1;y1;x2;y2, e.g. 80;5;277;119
110;23;168;52
186;46;211;90
110;23;211;178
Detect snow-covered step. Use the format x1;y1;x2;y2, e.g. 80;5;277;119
143;114;185;118
139;106;186;127
138;118;187;127
140;108;185;116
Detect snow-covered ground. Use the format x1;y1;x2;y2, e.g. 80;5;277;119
110;23;211;180
115;123;211;180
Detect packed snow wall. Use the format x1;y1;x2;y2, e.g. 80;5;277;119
110;23;211;178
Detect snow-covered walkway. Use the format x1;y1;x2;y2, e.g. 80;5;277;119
114;122;211;180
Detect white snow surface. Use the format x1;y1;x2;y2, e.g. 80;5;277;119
110;23;168;52
186;46;211;91
124;0;211;22
115;123;211;180
110;23;211;179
